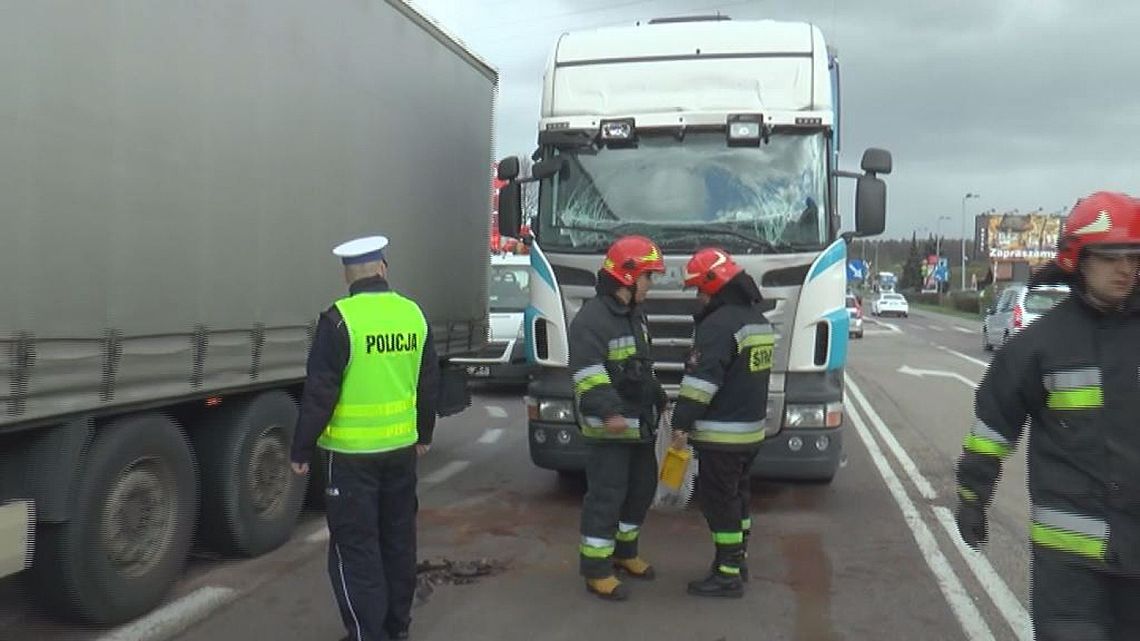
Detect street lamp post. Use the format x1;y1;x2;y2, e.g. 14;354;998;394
961;193;980;290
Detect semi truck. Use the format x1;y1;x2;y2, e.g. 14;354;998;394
495;15;891;482
0;0;496;625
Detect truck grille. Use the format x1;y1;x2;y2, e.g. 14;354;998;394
642;297;698;388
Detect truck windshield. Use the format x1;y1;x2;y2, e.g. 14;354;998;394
536;131;829;254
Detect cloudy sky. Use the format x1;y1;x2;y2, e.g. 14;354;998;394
410;0;1140;238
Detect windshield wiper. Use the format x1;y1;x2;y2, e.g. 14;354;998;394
635;223;778;254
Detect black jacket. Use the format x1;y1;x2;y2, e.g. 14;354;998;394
957;285;1140;571
567;291;666;444
671;274;774;451
290;276;440;465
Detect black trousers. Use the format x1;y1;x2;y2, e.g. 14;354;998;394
1031;546;1140;641
324;447;418;641
695;448;759;571
579;441;658;578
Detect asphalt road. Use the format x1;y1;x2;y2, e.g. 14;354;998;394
0;309;1040;641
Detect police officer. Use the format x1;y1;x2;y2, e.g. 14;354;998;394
670;248;773;599
291;236;440;641
955;192;1140;640
571;235;668;601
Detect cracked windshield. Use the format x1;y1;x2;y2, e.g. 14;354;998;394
541;132;828;253
5;1;1139;641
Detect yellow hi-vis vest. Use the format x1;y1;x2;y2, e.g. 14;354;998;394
317;292;428;454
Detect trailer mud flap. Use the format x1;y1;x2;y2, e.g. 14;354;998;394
436;366;471;418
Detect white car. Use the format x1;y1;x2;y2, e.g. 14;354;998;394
453;253;534;383
872;292;909;318
982;283;1069;351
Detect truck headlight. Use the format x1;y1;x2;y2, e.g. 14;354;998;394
785;402;843;429
538;399;575;423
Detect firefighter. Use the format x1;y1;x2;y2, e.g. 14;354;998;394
955;192;1140;640
571;235;668;601
291;236;440;641
670;248;773;599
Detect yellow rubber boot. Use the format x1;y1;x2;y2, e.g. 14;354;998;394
585;575;629;601
614;557;656;580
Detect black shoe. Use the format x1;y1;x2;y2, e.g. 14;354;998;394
386;625;410;640
687;572;744;598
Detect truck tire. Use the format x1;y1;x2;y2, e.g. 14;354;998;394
31;414;198;625
194;391;307;557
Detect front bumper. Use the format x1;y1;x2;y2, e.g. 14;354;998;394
528;421;589;471
751;428;843;481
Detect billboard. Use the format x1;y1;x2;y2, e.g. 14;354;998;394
975;212;1065;261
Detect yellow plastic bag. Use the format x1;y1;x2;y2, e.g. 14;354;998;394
659;446;691;491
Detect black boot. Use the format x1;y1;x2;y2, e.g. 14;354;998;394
687;570;743;598
690;545;744;598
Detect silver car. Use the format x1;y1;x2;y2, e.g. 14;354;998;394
982;283;1070;351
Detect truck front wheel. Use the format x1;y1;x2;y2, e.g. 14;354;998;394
31;414;198;624
193;391;307;557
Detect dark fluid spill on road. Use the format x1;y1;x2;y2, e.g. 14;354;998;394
781;532;840;641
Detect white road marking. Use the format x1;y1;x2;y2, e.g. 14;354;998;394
937;345;990;368
421;460;471;485
897;365;978;389
95;586;237;641
927;324;945;331
485;405;508;419
868;318;903;334
845;402;997;641
933;506;1033;641
954;326;975;334
845;374;938;501
306;526;330;544
477;428;504;444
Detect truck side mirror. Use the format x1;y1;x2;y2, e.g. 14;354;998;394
497;182;522;238
497;156;520;181
855;175;886;237
531;157;564;180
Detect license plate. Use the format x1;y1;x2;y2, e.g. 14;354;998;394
467;366;491;377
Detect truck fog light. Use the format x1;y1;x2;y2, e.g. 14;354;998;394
557;429;573;445
816;435;830;451
533;429;547;444
788;436;804;452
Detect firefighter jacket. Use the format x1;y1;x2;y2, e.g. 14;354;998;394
569;294;665;443
957;288;1140;572
671;277;775;451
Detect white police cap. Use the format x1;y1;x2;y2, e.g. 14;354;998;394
332;236;389;265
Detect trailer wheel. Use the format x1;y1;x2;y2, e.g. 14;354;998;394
194;391;307;557
31;414;198;625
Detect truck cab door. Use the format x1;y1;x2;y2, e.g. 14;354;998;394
525;242;569;367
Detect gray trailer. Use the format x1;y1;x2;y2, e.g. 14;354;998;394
0;0;496;625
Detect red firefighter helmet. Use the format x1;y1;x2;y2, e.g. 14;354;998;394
684;247;744;296
602;235;665;286
1056;191;1140;273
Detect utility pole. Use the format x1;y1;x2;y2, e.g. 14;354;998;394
961;193;979;290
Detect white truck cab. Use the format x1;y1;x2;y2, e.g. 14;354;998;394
495;14;891;482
